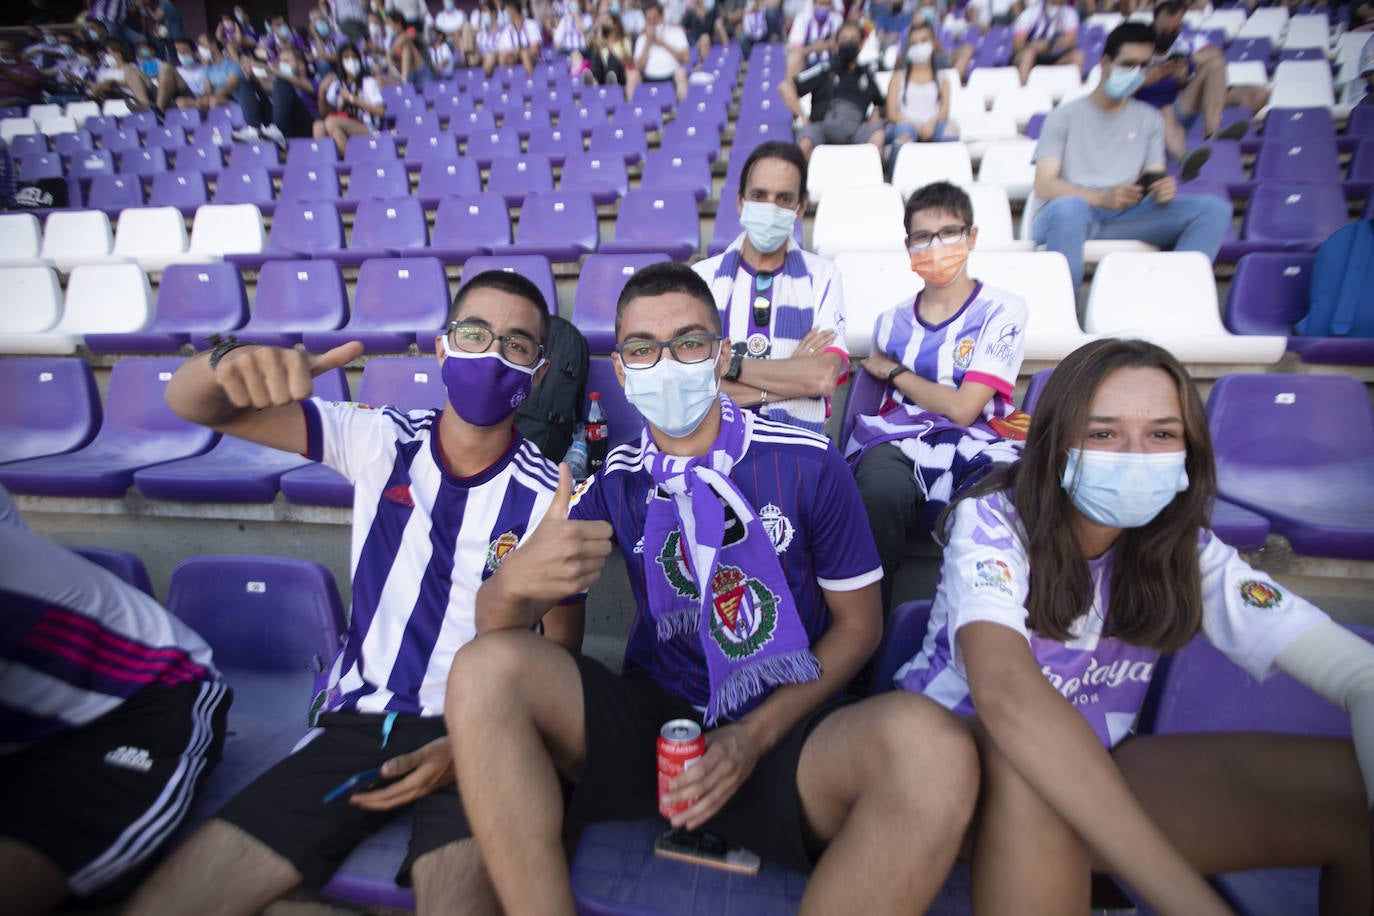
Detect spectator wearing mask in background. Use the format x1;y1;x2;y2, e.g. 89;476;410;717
1011;0;1083;85
626;0;691;101
497;0;544;75
233;44;319;148
387;0;430;30
681;0;719;60
553;1;594;79
308;10;342;75
315;45;386;155
428;28;458;79
155;37;207;112
435;0;469;36
786;0;840;78
216;7;258;54
387;10;432;85
781;21;887;162
1342;35;1374;106
88;38;153;108
588;10;631;83
885;21;959;161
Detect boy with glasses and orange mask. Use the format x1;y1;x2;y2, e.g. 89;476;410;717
849;181;1029;612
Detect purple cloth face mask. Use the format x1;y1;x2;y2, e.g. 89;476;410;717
440;338;541;427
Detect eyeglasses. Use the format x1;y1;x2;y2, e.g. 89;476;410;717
906;226;970;252
446;322;544;367
614;332;723;369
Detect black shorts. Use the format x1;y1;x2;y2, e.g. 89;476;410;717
0;680;231;901
215;711;469;888
565;654;843;874
642;72;677;83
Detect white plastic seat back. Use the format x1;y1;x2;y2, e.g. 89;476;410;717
1236;6;1288;44
64;101;101;126
834;250;924;357
1026;66;1083;103
101;99;132;117
965;67;1020;107
962;183;1027;250
1281;14;1329;50
967;250;1092;360
812;184;905;260
1226;60;1269;88
55;263;154;335
113;206;190;268
978;139;1038;202
1269;59;1335;108
0;266;62;333
1084;252;1285;363
989;86;1054;130
38;115;77;136
188;204;266;257
1201;8;1247;41
0;213;44;264
0;118;37;142
891;142;974;198
806;144;884;204
39;210;117;270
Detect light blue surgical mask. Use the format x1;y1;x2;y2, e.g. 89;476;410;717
622;352;721;438
1061;447;1188;529
1103;65;1144;100
738;200;796;254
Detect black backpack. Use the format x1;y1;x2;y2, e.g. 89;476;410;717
515;315;589;461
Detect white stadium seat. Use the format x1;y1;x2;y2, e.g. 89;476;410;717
101;99;133;117
1268;59;1335;109
25;104;63;123
965;67;1021;107
961;183;1030;251
967;250;1093;360
812;184;905;261
990;86;1054;131
1026;65;1083;103
1281;13;1329;51
977;139;1038;202
0;213;48;267
1200;8;1247;41
112;206;192;271
187;204;267;258
806;144;884;204
37;116;78;137
834;250;924;357
39;210;126;272
1236;6;1289;44
0;117;37;143
890;142;974;199
0;267;64;352
64;101;102;126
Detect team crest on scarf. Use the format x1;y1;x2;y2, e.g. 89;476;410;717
1238;579;1283;610
953;336;976;370
709;565;779;660
657;530;699;599
486;531;521;572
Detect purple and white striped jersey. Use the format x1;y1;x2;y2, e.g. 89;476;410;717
871;282;1027;424
301;399;561;717
896;491;1329;747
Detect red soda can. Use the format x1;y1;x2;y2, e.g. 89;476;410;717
657;718;705;819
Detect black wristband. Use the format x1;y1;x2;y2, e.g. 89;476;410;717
724;351;744;383
207;334;251;371
887;364;909;384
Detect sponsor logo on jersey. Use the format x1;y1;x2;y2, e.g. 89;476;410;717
709;564;779;660
988;322;1020;364
971;558;1014;595
1238;579;1283;610
486;531;521;572
953;336;976;371
383;484;414;507
758;503;794;553
104;745;153;773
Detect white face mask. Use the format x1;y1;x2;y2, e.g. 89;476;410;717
907;40;933;64
622;353;721;439
198;46;213;62
280;62;295;76
343;56;362;76
102;52;119;68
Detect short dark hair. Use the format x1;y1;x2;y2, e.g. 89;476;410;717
643;0;663;14
1104;22;1157;59
904;181;974;230
451;269;552;344
615;262;720;338
736;140;808;203
837;21;862;41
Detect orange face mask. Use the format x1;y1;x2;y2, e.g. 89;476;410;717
909;241;969;288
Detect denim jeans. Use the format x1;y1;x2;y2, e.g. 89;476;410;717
1031;193;1232;292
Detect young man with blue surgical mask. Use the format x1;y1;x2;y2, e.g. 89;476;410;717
1031;21;1232;298
126;272;575;916
445;261;980;916
692;141;849;435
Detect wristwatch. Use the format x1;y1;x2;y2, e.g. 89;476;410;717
724;351;744;383
887;364;909;384
207;333;251;370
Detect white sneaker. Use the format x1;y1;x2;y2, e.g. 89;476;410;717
230;125;261;143
259;122;287;150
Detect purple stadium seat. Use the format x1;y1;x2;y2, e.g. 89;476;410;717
344;133;398;164
587;123;648;165
149;171;210;215
1224;36;1272;65
640;149;713;201
164;555;346;828
0;357;218;497
559;151;629;205
561;103;609;137
1347;106;1374;138
599;189;701;260
678;91;730;132
1225;251;1374;365
133;369;349;502
82;113;120;136
51;130;93;158
85;173;145;214
228;199;344;268
611;99;663;135
493;190;598;263
393;109;440;142
18;153;62;182
1347;138;1374;191
175;138;226;177
449;253;558;324
343;159;411;210
486;153;555;205
402;129;459;167
227;140;280;173
1253;136;1341;184
631;80;676;114
122;110;160;133
286;137;339;171
100;128;141;155
86;262;248;353
837;366;885;448
119;147;168;180
1025;112;1047;139
429;193;510;263
416;157;483;208
1240;183;1348;250
213;165;277;210
659;118;721;163
143;125;186;153
526;125;584;165
1169;138;1245;189
304;256;450;353
873;599;933;692
1263;106;1335;141
344;196;430;260
68;546;155;596
1207;373;1374;560
163;108;200;132
320;817;417;911
0;357;102;463
280;357;447;507
572;253;670;354
583;358;643;448
9;132;46;158
237;259;350;347
448;108;496;143
69;148;115;184
465;126;522;168
504;105;552;140
279;161;342;202
1133;625;1374;916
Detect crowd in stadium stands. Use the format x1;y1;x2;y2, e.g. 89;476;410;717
3;0;1374;912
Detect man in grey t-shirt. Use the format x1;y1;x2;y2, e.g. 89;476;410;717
1030;21;1230;293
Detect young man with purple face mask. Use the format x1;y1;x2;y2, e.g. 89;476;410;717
444;262;979;915
125;272;574;916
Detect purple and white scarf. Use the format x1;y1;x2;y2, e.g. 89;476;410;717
644;395;822;724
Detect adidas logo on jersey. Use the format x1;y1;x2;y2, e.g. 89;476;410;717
104;745;153;773
384;485;414;507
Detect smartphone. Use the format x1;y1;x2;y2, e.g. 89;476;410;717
653;827;762;875
1138;170;1167;191
322;767;387;804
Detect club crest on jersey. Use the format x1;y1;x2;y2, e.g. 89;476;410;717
1238;579;1283;610
657;530;699;599
952;336;976;371
972;558;1014;596
709;565;779;660
746;332;771;357
758;504;794;553
486;531;521;572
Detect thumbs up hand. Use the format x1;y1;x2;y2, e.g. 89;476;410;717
215;341;365;409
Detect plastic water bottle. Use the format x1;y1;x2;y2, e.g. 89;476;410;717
586;392;609;475
562;424;589;481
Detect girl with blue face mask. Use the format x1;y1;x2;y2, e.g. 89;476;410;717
893;337;1374;915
